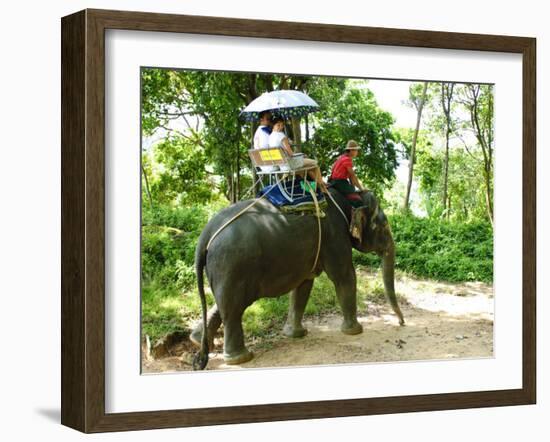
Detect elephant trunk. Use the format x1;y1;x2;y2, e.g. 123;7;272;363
381;235;405;326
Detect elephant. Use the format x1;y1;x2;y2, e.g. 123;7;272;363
191;189;404;370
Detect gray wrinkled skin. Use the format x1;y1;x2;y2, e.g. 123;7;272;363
192;189;404;369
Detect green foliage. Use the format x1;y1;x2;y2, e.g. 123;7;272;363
405;82;494;223
425;82;458;134
384;128;433;214
141;203;212;341
142;69;400;204
142;280;216;342
141;69;188;136
406;82;432;112
353;214;493;283
141;204;210;288
415;143;487;221
175;261;197;291
395;127;432;162
180;71;250;196
141;283;189;342
141;69;251;203
147;135;213;205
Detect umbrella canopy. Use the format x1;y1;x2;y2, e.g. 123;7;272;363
239;90;319;122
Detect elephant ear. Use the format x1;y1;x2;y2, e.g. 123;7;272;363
359;192;381;231
349;207;367;243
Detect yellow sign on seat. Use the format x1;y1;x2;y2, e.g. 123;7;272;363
259;149;283;162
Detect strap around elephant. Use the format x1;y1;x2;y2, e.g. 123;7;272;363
326;191;350;226
305;184;322;273
206;175;283;252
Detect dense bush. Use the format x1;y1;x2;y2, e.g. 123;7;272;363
141;204;209;289
353;213;493;283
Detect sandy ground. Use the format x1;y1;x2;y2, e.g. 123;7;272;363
141;273;493;373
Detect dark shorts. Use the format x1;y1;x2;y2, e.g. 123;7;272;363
328;179;363;207
329;178;356;195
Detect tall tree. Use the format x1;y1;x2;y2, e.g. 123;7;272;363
440;82;455;219
403;82;429;211
458;84;494;225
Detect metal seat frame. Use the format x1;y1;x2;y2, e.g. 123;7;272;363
248;147;317;202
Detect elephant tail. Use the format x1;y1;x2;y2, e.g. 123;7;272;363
192;242;209;370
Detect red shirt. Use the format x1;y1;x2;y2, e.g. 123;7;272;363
330;154;353;180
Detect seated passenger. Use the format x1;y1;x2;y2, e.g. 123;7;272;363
328;140;368;207
253;111;273;149
268;117;328;193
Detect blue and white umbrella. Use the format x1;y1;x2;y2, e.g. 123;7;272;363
239;90;320;122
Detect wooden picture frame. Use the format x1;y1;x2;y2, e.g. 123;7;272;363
61;8;536;433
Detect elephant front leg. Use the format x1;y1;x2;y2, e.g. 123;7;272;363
190;305;222;349
333;272;363;335
283;279;314;338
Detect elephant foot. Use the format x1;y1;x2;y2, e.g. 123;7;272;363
282;323;308;338
341;321;363;335
223;348;254;365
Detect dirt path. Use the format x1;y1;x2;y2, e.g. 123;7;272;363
142;273;493;373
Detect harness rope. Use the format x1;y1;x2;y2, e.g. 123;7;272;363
326;190;350;225
240;175;264;200
206;175;283;251
305;184;322;273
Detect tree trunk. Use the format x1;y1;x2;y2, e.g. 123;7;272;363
141;164;154;209
234;122;242;201
442;125;450;214
484;167;494;226
467;84;494;227
250;123;259;195
291;118;302;152
403;82;428;211
226;172;235;204
235;147;240;201
441;82;454;218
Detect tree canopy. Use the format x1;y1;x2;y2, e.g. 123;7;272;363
141;69;399;203
141;69;494;226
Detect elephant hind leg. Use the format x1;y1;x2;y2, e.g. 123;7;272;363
214;285;255;365
190;305;222;349
222;311;253;365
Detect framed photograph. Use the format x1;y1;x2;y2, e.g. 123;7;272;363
61;9;536;433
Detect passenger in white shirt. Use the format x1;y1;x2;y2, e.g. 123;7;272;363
253;111;273;149
268;117;328;193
